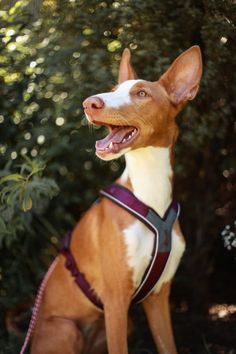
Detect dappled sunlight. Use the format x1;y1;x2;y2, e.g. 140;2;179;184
209;304;236;320
0;0;235;353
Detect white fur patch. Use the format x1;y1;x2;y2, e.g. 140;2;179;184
120;167;129;183
123;221;154;287
123;145;185;293
123;222;185;294
125;147;173;217
95;79;142;108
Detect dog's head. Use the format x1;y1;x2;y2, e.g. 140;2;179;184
83;47;202;161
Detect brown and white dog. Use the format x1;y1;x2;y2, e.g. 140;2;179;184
31;46;202;354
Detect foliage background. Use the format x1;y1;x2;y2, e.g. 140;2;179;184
0;0;235;353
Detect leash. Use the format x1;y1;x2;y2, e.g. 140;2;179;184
20;258;58;354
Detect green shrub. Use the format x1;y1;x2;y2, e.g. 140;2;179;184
0;0;235;352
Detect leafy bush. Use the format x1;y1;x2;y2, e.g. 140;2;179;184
0;0;235;352
0;156;59;245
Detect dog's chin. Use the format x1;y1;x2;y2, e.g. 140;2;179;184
96;147;131;161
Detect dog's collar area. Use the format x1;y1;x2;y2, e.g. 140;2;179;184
61;183;180;310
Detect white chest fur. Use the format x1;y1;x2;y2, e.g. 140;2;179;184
125;147;173;218
123;221;154;288
123;221;185;294
123;146;185;293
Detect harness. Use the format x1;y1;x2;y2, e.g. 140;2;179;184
61;183;180;310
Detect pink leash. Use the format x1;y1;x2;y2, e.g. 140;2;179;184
20;258;58;354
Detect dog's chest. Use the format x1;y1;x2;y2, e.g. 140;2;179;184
123;220;185;294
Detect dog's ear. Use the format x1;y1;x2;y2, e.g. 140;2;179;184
118;48;138;84
159;46;202;106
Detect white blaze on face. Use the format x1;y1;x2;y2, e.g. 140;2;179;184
95;79;142;108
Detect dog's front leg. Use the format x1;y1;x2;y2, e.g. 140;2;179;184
143;282;178;354
103;299;129;354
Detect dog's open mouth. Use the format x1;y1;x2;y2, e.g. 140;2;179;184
95;124;139;155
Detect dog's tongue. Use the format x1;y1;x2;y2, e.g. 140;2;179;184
96;126;134;150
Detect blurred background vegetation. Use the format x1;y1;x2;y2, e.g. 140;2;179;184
0;0;235;353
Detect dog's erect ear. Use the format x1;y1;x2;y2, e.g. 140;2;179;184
159;46;202;106
118;48;138;84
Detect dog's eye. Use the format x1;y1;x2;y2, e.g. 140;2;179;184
137;90;148;97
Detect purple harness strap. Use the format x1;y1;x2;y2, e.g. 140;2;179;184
61;231;103;309
61;183;180;309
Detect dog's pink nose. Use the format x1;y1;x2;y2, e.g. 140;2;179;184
83;96;104;111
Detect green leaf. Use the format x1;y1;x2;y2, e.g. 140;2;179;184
22;195;33;212
0;174;24;184
0;216;7;232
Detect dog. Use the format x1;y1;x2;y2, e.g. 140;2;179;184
30;46;202;354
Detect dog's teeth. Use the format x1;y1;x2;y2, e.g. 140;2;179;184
122;138;127;143
113;143;119;151
109;142;113;149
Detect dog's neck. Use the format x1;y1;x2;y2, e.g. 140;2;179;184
123;146;173;218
